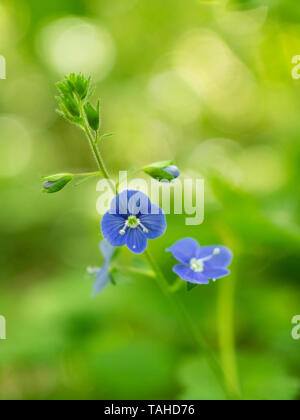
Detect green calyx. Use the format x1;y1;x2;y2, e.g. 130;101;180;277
42;173;73;194
84;101;101;132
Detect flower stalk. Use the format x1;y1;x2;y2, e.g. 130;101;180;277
81;107;237;400
145;249;237;400
218;273;240;397
78;100;115;192
81;119;233;396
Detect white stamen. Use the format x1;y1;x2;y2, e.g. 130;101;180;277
119;221;129;236
139;221;149;234
119;217;150;236
213;248;221;255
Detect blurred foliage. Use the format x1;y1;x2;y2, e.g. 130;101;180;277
0;0;300;400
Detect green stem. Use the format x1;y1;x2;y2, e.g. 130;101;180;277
113;265;155;278
218;271;241;398
145;249;235;400
79;101;115;191
75;171;102;178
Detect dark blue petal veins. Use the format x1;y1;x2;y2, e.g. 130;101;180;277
126;228;148;254
102;190;167;254
139;204;167;239
101;212;127;247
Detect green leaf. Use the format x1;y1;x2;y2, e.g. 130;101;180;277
84;101;100;132
41;173;73;194
143;160;179;182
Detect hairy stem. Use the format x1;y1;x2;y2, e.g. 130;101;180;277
79;102;115;191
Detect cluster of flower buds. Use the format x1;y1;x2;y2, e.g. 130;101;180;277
56;73;100;133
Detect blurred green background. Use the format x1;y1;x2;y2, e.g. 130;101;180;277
0;0;300;400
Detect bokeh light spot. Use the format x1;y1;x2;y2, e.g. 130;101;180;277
37;17;116;79
148;71;202;124
0;116;32;178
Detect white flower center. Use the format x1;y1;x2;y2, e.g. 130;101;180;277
190;258;204;273
127;216;139;229
119;216;149;236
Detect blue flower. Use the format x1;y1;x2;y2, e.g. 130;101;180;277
88;240;116;295
101;190;167;254
167;238;233;284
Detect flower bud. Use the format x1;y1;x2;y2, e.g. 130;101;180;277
163;165;180;180
67;73;91;100
42;173;73;194
84;101;100;131
143;161;180;182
